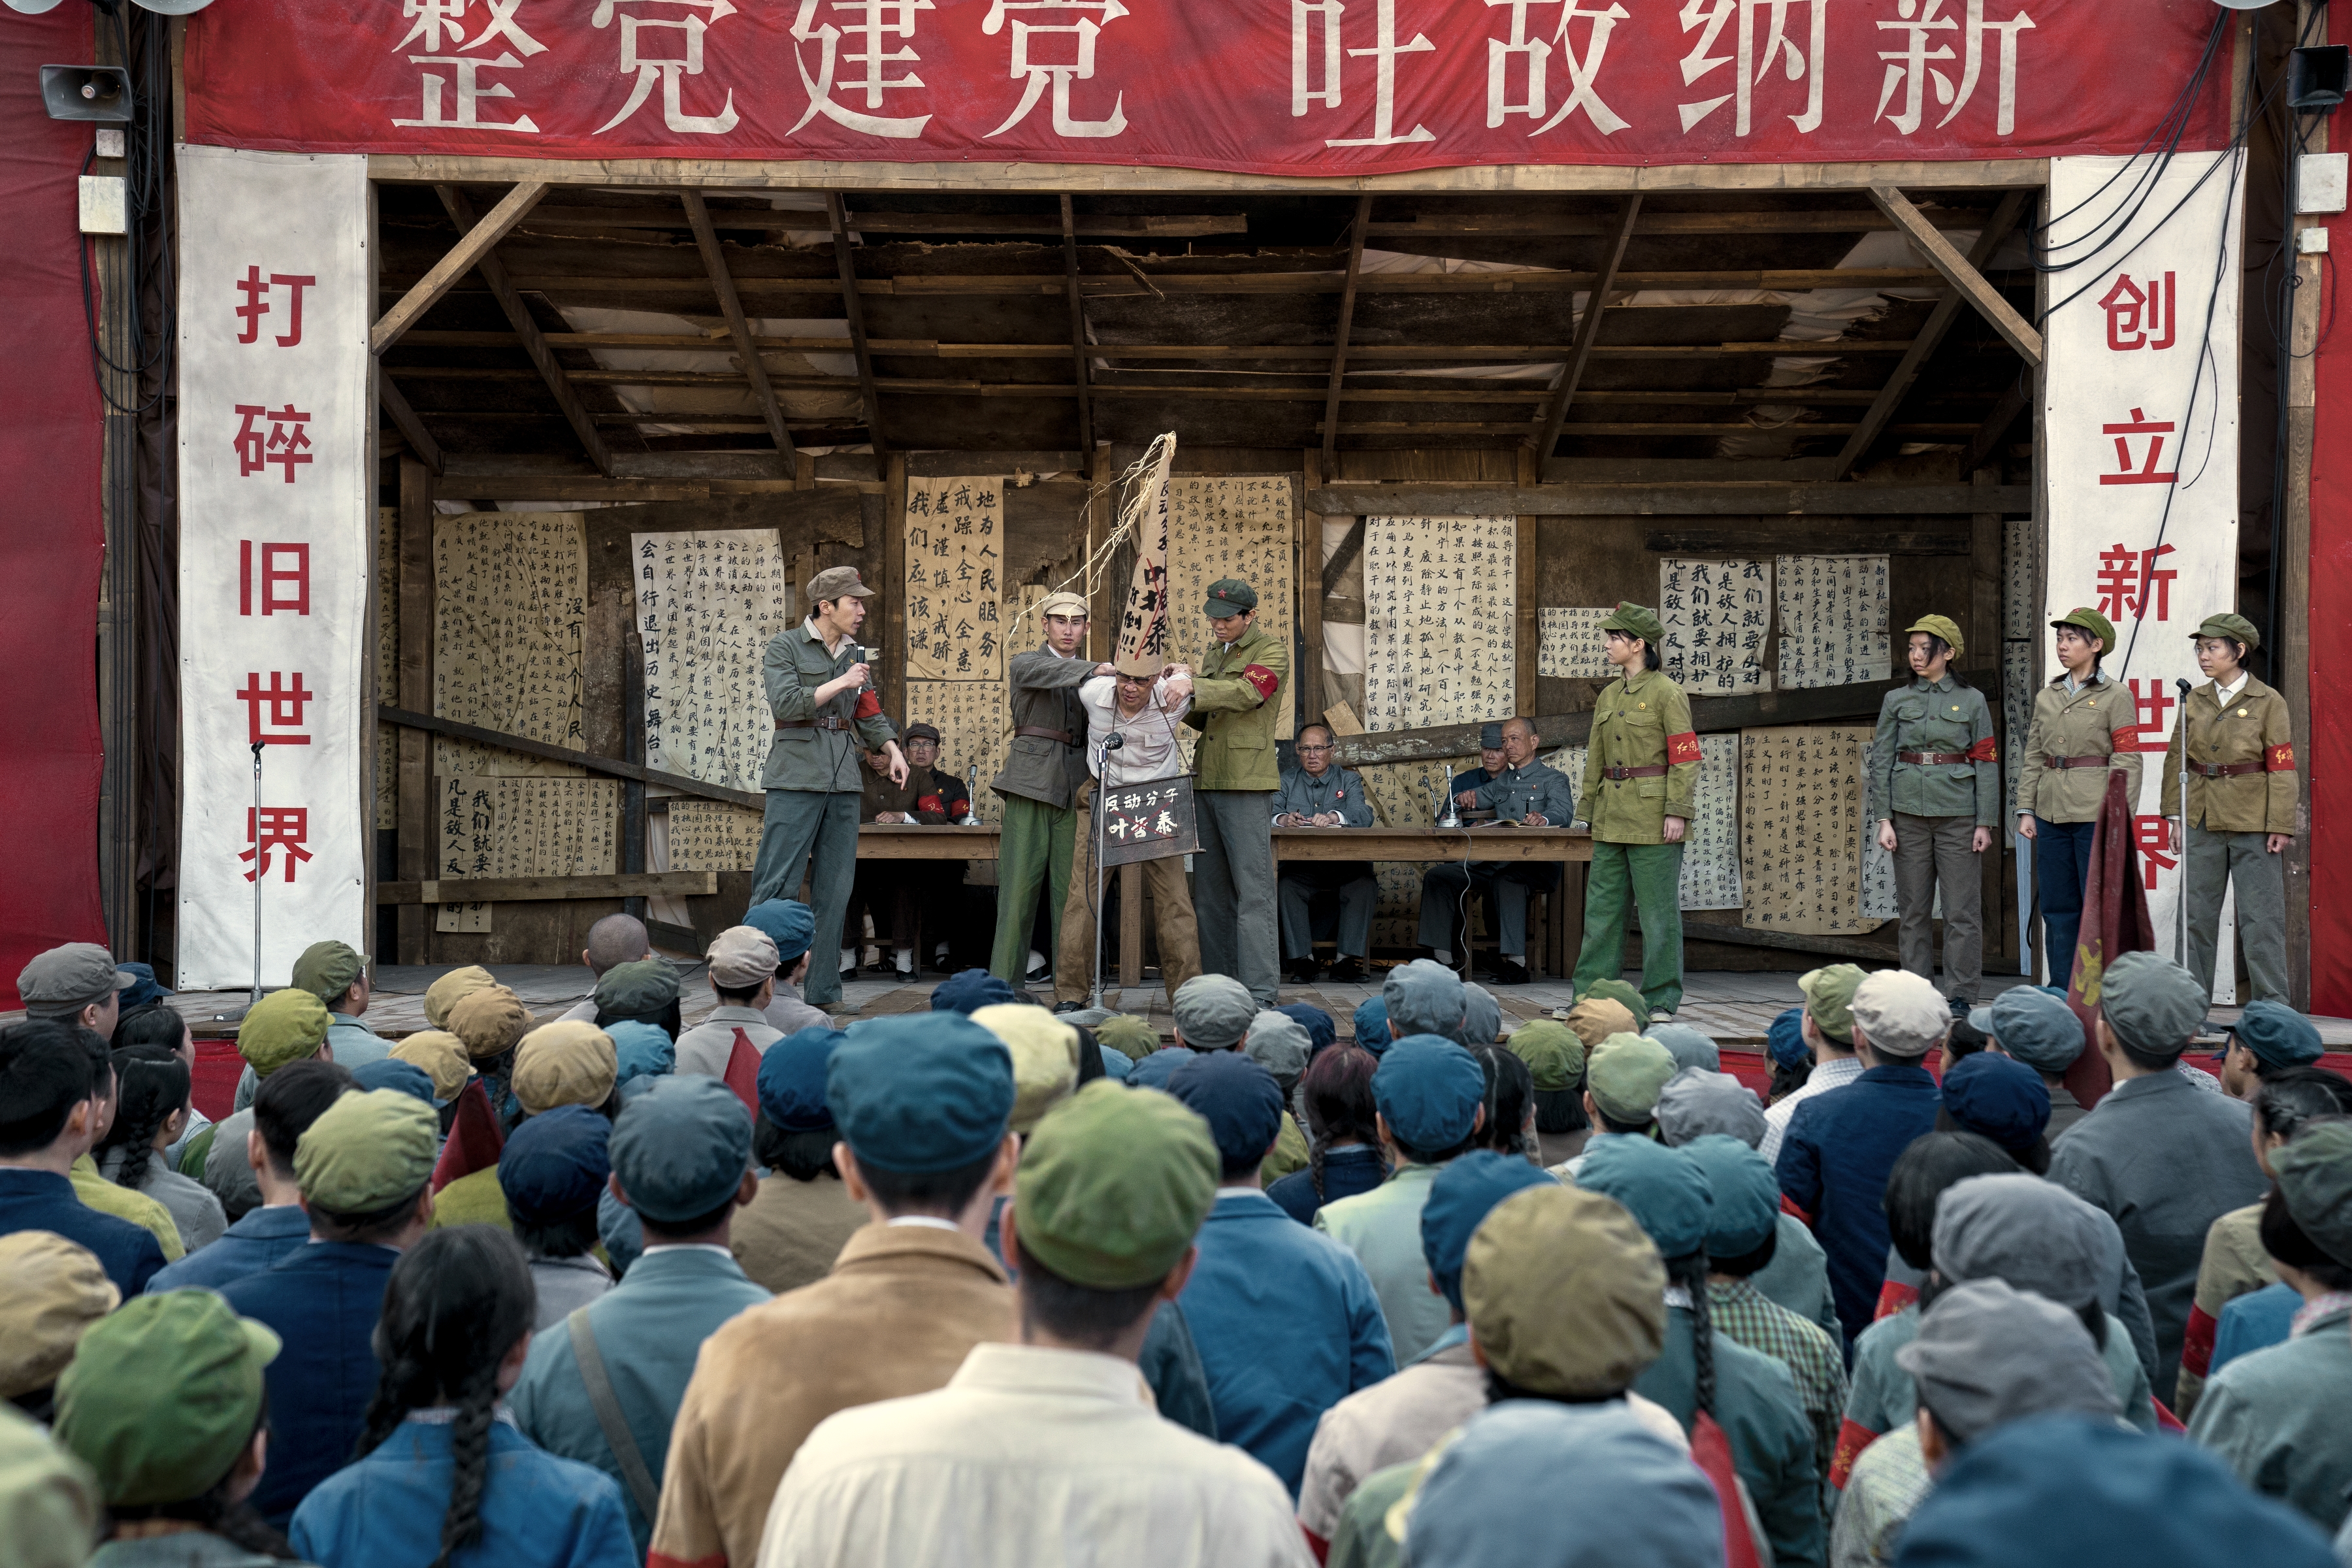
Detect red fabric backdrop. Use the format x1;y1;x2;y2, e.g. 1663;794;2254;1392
2308;9;2352;1015
0;10;108;1011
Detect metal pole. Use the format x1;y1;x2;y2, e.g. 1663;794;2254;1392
1089;747;1110;1011
250;742;265;1004
2176;678;2194;968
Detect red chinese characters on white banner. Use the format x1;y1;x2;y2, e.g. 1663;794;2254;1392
2042;150;2242;998
178;147;372;988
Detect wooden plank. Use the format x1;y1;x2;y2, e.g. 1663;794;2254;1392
883;451;907;722
395;459;435;964
370;180;547;354
1645;529;1970;555
1515;446;1538;715
855;826;1004;858
446;477;710;503
1320;195;1375;480
1531;193;1641;461
376;370;444;476
1961;375;2033;474
1305;483;2033;516
1058;195;1094;453
434;185;615;474
1869;185;2043;367
502;206;1249;237
378;872;718;906
396;334;1919;362
1369;209;1985;238
1274;828;1592;864
1682;921;1900;964
1322;420;1977;437
378;705;766;809
682;190;795;464
1087;446;1111;662
826;192;889;475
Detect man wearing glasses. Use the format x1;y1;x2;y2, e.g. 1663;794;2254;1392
1273;723;1377;984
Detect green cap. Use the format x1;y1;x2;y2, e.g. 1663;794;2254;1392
2193;612;2261;651
1092;1014;1161;1064
1502;1020;1583;1092
1579;977;1648;1022
1463;1184;1667;1397
2050;607;2116;656
1599;602;1665;645
595;957;681;1018
0;1403;98;1561
1906;614;1965;660
1797;963;1865;1045
236;987;331;1078
1202;578;1258;617
1585;1034;1677;1126
293;1088;438;1215
289;940;364;1007
2269;1119;2352;1269
54;1292;280;1507
1013;1079;1217;1289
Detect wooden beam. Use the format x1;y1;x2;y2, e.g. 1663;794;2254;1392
1530;193;1641;460
1322;516;1367;596
681;189;795;465
1321;420;1975;437
395;460;436;963
376;369;443;477
441;477;711;503
377;872;719;907
1298;452;1324;727
1304;483;2031;516
1868;185;2042;367
495;206;1250;238
1320;195;1374;481
378;706;766;809
370;180;547;355
1833;189;2027;478
826;191;889;477
1368;209;1986;238
434;185;614;474
397;332;1920;362
1059;195;1094;454
1515;446;1539;713
1644;529;1970;555
1683;920;1900;964
1961;376;2033;474
883;452;907;721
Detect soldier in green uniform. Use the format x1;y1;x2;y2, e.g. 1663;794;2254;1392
1870;614;1999;1011
1184;577;1288;1006
750;566;906;1009
2160;613;2296;1005
1571;604;1700;1021
2015;607;2142;987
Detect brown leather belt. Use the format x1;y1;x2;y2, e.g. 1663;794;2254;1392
2191;760;2264;779
776;717;851;732
1015;726;1073;745
1899;751;1969;765
2048;755;2112;770
1603;765;1669;781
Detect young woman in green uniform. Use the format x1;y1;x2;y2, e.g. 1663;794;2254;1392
2015;608;2140;987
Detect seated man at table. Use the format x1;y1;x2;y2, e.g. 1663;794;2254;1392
846;723;973;981
1274;723;1378;984
1418;717;1575;986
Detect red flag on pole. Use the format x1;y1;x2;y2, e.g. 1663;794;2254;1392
2063;770;2159;1110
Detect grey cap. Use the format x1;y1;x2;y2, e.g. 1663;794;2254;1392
1242;1009;1312;1084
1478;722;1505;750
1654;1068;1766;1150
1385;957;1468;1039
2097;951;2206;1060
805;565;875;602
1457;984;1503;1048
18;943;137;1016
1931;1173;2110;1309
1649;1023;1720;1074
1895;1277;2120;1443
1968;988;2086;1075
1171;974;1256;1052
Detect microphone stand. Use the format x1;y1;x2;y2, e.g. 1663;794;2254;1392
960;764;980;826
2175;676;2194;966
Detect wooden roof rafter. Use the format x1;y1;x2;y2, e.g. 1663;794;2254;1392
681;188;796;465
826;190;890;478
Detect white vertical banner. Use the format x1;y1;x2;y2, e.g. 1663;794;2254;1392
177;148;372;989
2042;150;2243;1002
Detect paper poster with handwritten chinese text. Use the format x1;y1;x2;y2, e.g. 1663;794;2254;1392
904;475;1006;681
665;798;764;873
1661;558;1772;695
1740;726;1871;935
632;528;793;794
434;511;588;777
1679;736;1744;911
907;679;1007;826
1538;607;1612;680
1775;554;1891;689
433;774;619;932
1167;476;1295;740
1362;515;1516;732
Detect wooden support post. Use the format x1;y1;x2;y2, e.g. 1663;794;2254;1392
1120;861;1144;992
1059;195;1094;455
434;185;613;474
1961;375;2032;475
2283;245;2321;1005
1529;193;1642;464
371;180;548;354
1515;446;1539;714
1869;186;2044;367
1973;467;2006;966
378;369;444;476
883;451;908;723
1318;195;1374;483
681;190;796;465
825;193;889;479
1298;452;1325;729
1088;446;1111;662
395;459;436;963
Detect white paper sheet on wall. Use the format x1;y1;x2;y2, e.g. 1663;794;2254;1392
1166;476;1298;741
1361;515;1517;731
904;475;1008;681
1679;736;1744;911
1661;558;1772;695
633;528;794;795
1537;607;1613;679
1775;554;1891;689
433;511;589;777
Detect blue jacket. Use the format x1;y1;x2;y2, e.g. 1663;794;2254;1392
1635;1307;1826;1568
1178;1188;1395;1495
0;1167;165;1297
146;1203;312;1294
1774;1062;1942;1345
289;1415;636;1568
1265;1145;1386;1227
508;1247;770;1555
219;1242;399;1529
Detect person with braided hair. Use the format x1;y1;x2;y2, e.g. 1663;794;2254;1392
290;1227;634;1568
1265;1044;1387;1227
96;1043;225;1254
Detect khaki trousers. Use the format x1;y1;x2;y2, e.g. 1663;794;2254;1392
1056;780;1203;1005
1891;811;1982;1001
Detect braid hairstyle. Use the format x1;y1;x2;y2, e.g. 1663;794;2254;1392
357;1226;537;1568
1299;1044;1382;1201
1671;1250;1716;1419
108;1407;297;1560
97;1043;189;1193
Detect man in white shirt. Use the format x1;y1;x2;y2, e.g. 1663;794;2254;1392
1759;963;1867;1165
1053;653;1203;1011
758;1081;1310;1568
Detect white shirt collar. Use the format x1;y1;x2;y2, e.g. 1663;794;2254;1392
642;1243;736;1258
2217;672;2249;704
806;616;850;655
886;1215;963;1233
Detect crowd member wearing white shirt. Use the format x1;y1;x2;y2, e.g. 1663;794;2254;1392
1052;653;1203;1011
1759;963;1868;1166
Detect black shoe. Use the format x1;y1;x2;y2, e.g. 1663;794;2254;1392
1327;956;1367;983
1286;960;1323;985
1491;959;1531;986
892;966;916;985
1053;1000;1087;1015
1948;994;1972;1019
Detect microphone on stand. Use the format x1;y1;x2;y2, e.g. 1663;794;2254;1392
960;762;981;826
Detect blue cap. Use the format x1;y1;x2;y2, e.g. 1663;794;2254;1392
1578;1135;1710;1260
1385;958;1467;1039
1895;1414;2338;1568
1372;1034;1486;1152
1766;1006;1810;1071
1941;1052;2052;1156
2231;1000;2325;1071
351;1057;438;1107
744;898;815;963
1352;997;1390;1053
1678;1133;1776;1258
1456;985;1503;1048
757;1026;841;1133
1405;1401;1722;1568
606;1019;676;1088
1968;988;2085;1076
1166;1052;1286;1172
930;968;1018;1015
827;1014;1014;1174
114;961;172;1010
1650;1024;1720;1074
1126;1045;1196;1092
609;1076;753;1224
1421;1151;1556;1312
1097;1043;1132;1082
1278;1002;1337;1055
1477;723;1505;750
498;1104;613;1226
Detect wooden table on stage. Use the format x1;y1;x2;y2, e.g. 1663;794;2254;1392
855;823;1002;858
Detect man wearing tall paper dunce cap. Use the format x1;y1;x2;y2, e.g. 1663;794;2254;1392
750;566;906;1011
992;590;1114;989
1184;578;1289;1007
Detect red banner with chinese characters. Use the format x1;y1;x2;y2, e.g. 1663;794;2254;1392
182;0;2229;174
2310;6;2352;1017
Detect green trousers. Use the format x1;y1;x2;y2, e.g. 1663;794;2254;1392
2184;824;2289;1003
991;794;1075;985
1573;840;1686;1015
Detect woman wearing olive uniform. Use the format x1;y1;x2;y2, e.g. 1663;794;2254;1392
1571;602;1701;1021
1870;615;1999;1011
2016;607;2141;988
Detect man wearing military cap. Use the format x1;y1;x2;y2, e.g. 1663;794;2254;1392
751;566;906;1011
14;943;135;1036
992;589;1115;989
1184;576;1290;1005
1572;604;1701;1020
2017;607;2142;987
2161;612;2296;1005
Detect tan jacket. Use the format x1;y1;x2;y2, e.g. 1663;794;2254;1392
2016;673;2142;824
2159;676;2297;835
728;1173;868;1296
649;1223;1014;1568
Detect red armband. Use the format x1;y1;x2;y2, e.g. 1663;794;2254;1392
2181;1304;2219;1379
915;794;944;815
1873;1279;1919;1322
2266;742;2296;772
1829;1420;1880;1492
853;689;881;720
1667;731;1701;765
1241;664;1279;702
1966;736;1999;763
